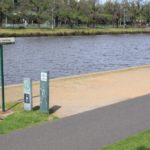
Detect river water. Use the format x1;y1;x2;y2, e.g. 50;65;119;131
3;34;150;85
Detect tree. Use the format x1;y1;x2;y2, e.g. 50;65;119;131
127;0;144;26
0;0;12;27
142;1;150;23
19;0;50;27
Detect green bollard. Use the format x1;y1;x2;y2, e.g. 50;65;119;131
40;71;49;113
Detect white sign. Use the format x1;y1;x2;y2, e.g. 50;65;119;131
24;78;31;94
41;72;48;81
0;38;15;45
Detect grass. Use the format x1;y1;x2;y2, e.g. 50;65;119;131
0;27;150;37
0;102;57;134
101;130;150;150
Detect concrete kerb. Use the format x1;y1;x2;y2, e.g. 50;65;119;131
51;65;150;81
3;64;150;90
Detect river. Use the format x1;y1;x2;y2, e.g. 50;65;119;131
3;34;150;85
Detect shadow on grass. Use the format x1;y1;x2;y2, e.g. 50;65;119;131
7;94;61;114
7;101;22;111
137;146;150;150
7;95;40;111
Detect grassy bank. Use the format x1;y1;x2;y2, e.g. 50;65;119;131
0;28;150;37
0;102;57;134
101;130;150;150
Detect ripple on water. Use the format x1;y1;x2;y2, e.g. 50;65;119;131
3;34;150;85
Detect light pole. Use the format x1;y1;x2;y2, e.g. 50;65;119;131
67;0;70;5
51;8;54;29
12;0;14;7
123;9;127;28
51;0;56;30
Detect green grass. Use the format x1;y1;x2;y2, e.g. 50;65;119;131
0;27;150;37
101;130;150;150
0;102;57;134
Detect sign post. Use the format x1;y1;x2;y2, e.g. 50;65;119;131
0;45;5;112
40;71;49;113
23;78;32;111
0;38;15;112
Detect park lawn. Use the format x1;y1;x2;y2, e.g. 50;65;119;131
101;130;150;150
0;28;150;37
0;102;57;134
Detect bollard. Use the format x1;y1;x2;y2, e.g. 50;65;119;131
40;71;49;113
23;78;32;111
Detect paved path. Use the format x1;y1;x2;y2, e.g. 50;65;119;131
1;95;150;150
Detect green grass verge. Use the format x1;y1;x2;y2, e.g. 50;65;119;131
0;102;58;134
0;28;150;37
101;130;150;150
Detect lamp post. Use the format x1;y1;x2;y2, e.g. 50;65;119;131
51;8;54;29
51;0;56;30
123;8;127;28
12;0;14;7
67;0;70;5
0;38;15;112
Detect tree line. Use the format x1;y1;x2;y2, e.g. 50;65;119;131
0;0;150;28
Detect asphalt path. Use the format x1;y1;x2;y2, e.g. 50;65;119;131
1;94;150;150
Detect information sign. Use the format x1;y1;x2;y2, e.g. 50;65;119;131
23;78;32;111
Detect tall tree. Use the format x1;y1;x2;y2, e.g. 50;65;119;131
0;0;12;27
20;0;50;27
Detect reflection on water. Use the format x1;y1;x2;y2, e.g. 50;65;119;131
4;34;150;85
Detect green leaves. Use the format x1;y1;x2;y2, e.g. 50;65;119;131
0;0;149;28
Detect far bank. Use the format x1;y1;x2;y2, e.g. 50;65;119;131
0;28;150;37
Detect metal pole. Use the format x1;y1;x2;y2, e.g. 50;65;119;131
5;15;8;27
123;9;126;28
0;45;5;112
51;8;54;30
51;0;56;30
67;0;70;5
12;0;14;8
